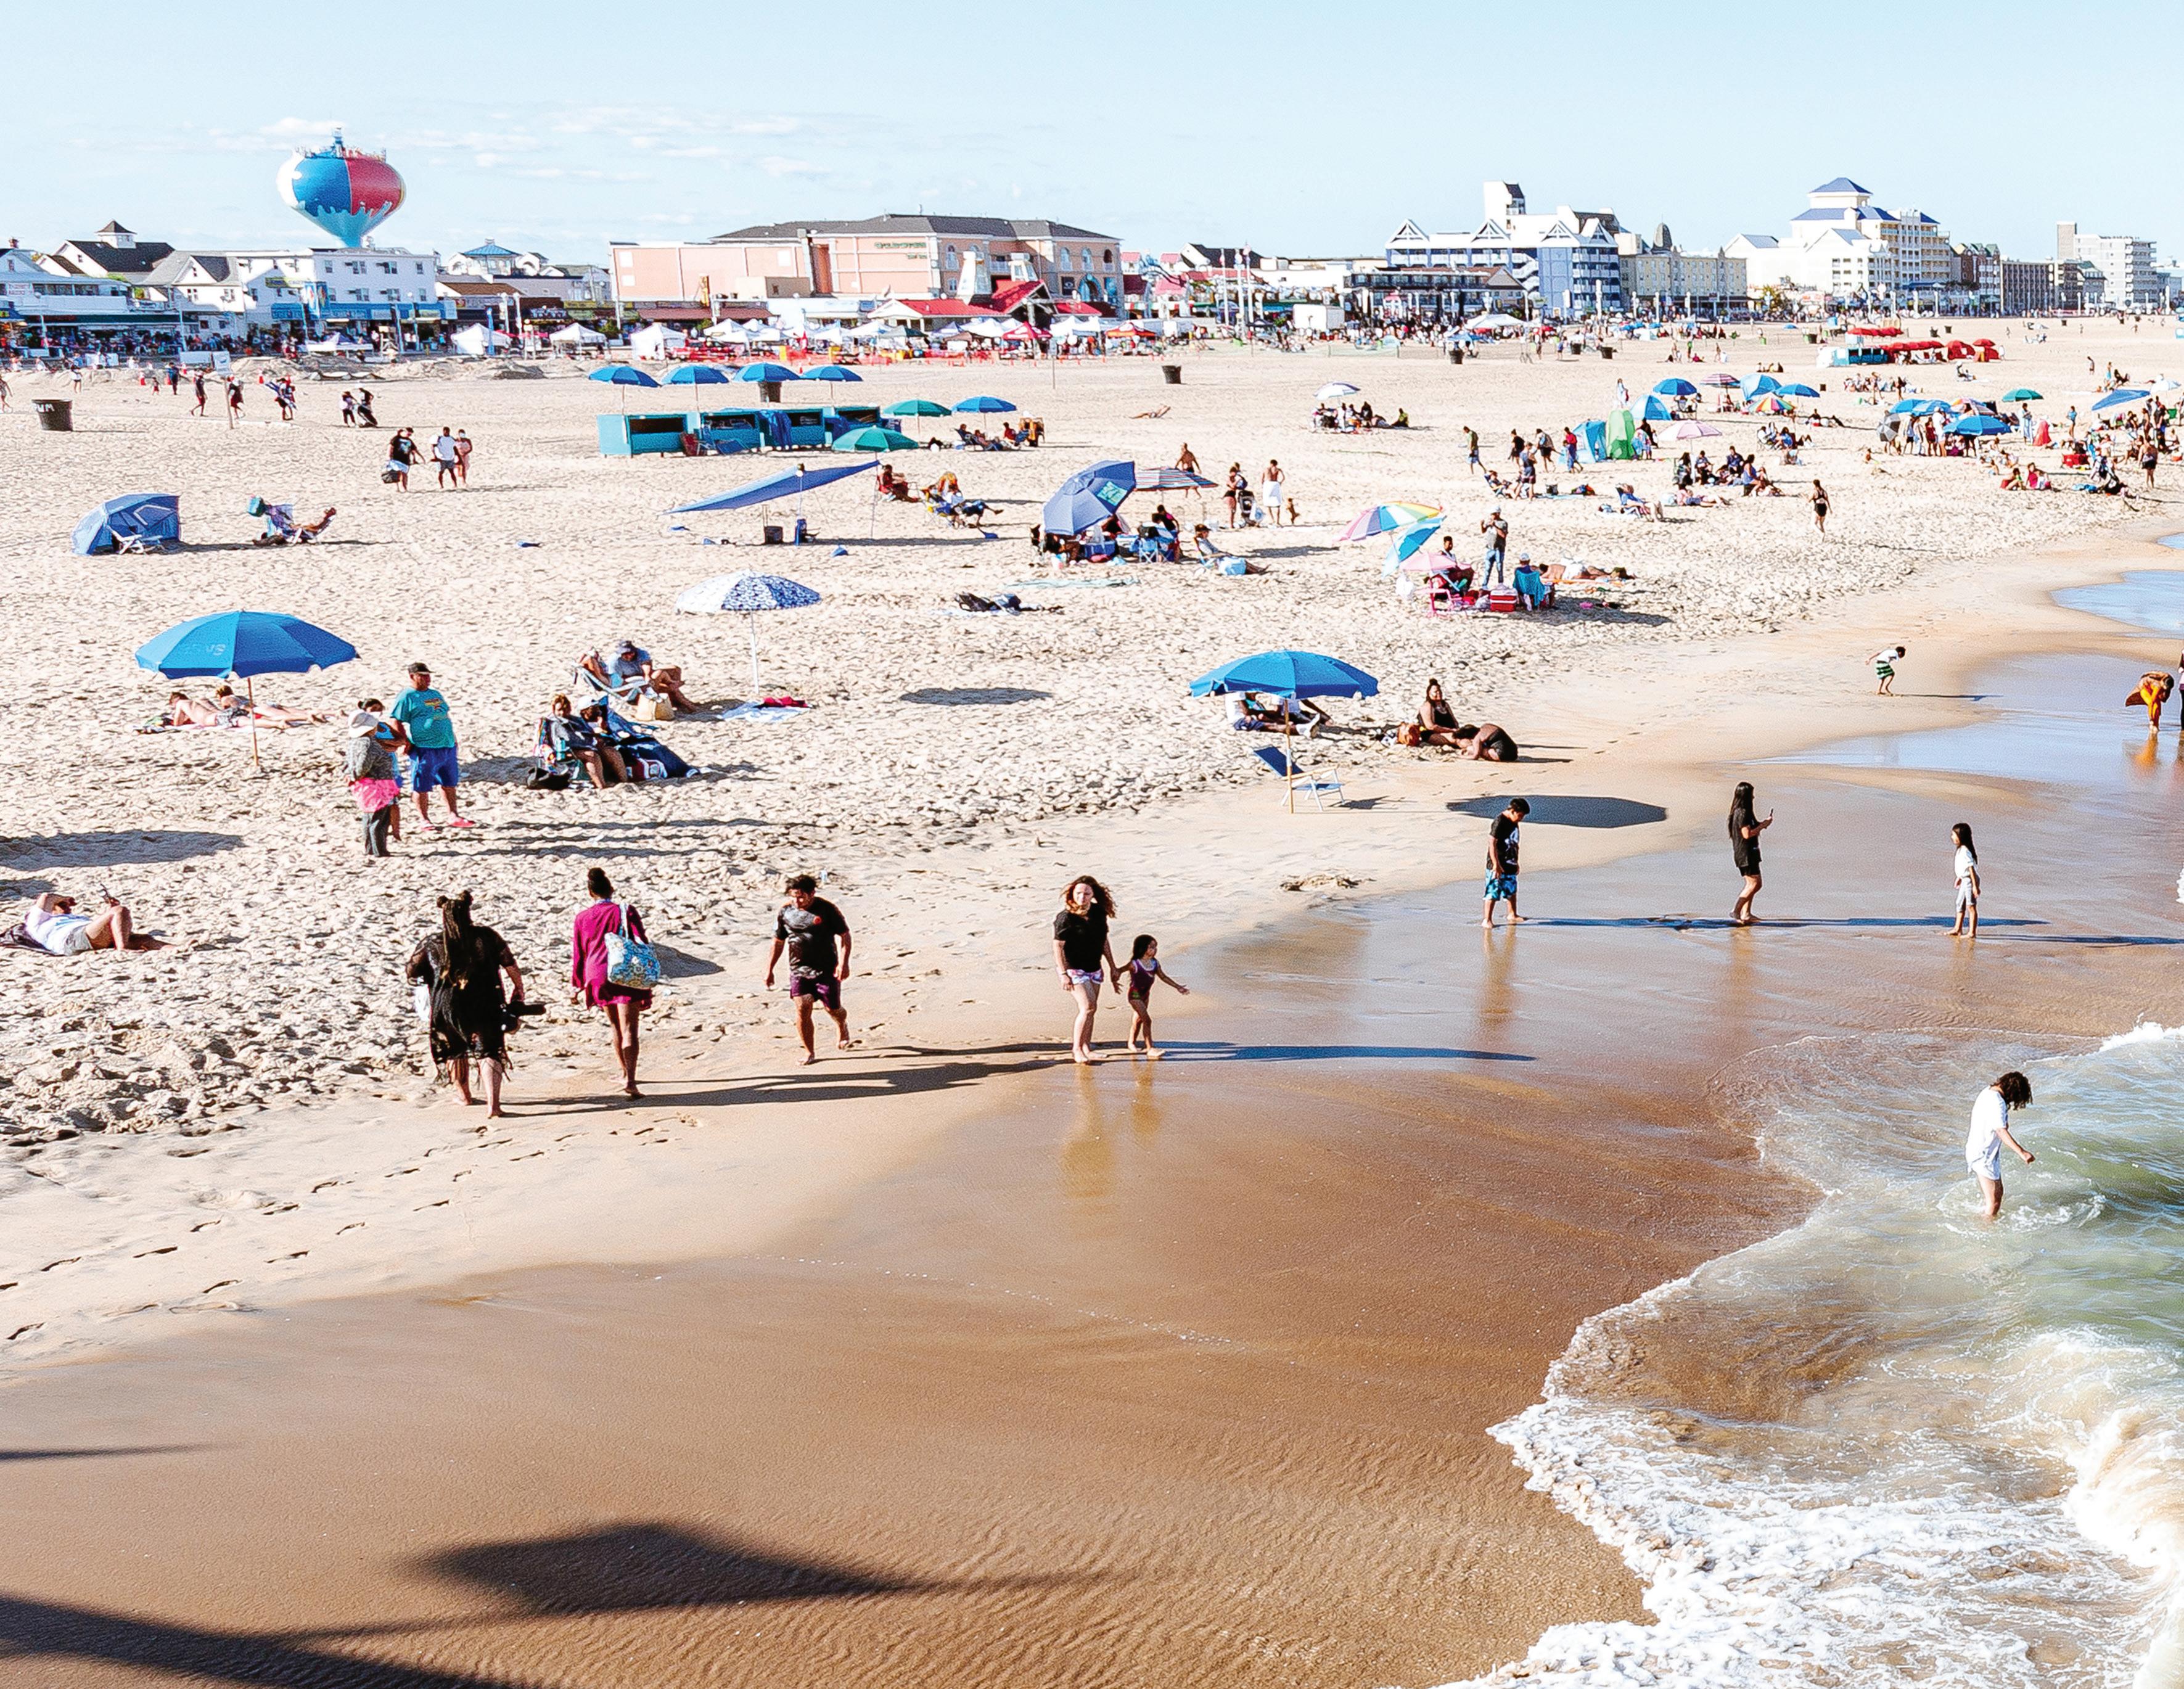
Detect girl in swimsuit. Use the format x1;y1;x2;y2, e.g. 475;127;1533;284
1122;934;1189;1058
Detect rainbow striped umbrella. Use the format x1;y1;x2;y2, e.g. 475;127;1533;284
1339;502;1441;543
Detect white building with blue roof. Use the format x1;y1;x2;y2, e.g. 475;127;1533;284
1730;178;1955;305
1386;183;1625;318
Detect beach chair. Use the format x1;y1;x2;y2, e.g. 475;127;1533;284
1250;741;1342;813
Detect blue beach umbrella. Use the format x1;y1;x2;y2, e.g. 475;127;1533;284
736;363;801;384
668;459;875;515
1776;382;1820;398
1652;377;1699;397
2093;388;2149;413
588;361;662;413
954;395;1017;414
1188;649;1379;700
663;364;734;386
1950;413;2011;437
136;610;357;766
802;364;863;382
674;572;822;694
1381;517;1446;575
1742;374;1781;399
1041;459;1138;536
73;492;180;556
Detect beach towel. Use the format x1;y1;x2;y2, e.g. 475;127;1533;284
1000;578;1135;591
719;702;807;722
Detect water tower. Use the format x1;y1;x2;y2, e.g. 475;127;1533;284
277;131;405;247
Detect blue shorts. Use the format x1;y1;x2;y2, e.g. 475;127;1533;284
406;744;461;793
1483;873;1519;902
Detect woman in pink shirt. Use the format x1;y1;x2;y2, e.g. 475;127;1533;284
569;866;651;1097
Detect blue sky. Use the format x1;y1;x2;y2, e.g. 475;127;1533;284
6;1;2170;265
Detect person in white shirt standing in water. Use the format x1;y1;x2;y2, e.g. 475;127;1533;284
1966;1071;2034;1219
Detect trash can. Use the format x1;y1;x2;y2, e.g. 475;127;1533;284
762;524;784;545
1160;364;1182;385
1598;346;1614;360
1448;347;1464;365
33;398;72;432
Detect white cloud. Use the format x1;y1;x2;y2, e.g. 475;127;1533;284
731;118;801;136
260;117;344;140
759;156;827;178
474;153;505;168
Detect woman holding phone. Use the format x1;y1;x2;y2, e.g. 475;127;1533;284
1729;782;1774;926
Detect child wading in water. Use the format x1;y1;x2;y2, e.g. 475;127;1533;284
1950;822;1981;939
1122;934;1189;1058
1872;644;1905;696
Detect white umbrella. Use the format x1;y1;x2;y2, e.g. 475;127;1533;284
1667;419;1722;440
1316;382;1360;401
675;572;821;694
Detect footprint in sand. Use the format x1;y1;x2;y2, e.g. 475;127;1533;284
41;1258;80;1273
133;1246;177;1259
264;1252;308;1263
193;1189;273;1211
200;1281;239;1294
190;1218;223;1233
336;1223;366;1235
9;1324;44;1342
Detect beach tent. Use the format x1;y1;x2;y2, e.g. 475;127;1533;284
1578;419;1607;461
628;323;688;360
1604;408;1637;461
74;493;180;556
551;323;608;346
704;321;756;343
452;324;511;356
1641;393;1675;423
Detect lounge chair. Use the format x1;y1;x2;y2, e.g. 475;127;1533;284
1249;741;1342;812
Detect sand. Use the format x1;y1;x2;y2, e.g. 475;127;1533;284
1;319;2181;1680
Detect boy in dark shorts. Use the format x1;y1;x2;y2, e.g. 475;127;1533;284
765;874;853;1064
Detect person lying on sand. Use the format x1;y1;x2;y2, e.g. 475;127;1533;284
22;890;169;953
1452;723;1519;761
210;685;326;726
163;691;225;727
1227;691;1329;738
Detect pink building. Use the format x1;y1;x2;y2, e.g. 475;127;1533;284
611;213;1123;316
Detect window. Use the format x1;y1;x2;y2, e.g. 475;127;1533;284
945;244;958;270
1080;249;1093;270
380;261;396;274
1103;249;1114;265
1059;247;1073;270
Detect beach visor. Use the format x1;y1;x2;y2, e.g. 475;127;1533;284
73;492;179;556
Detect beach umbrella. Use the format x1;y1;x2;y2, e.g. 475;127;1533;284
1752;395;1787;414
2003;387;2043;402
803;364;863;382
1466;313;1522;330
663;364;733;386
1776;382;1820;398
882;398;951;419
1380;517;1445;575
1189;649;1379;811
1701;372;1742;387
1652;377;1699;397
2150;378;2182;393
588;362;662;413
1666;420;1721;440
1888;398;1927;413
73;492;180;556
1042;458;1138;536
668;458;875;524
1135;466;1218;490
1951;413;2012;437
2093;388;2149;413
136;609;357;768
1339;501;1440;543
1742;374;1782;398
736;360;801;395
1316;382;1360;401
830;426;917;453
954;395;1017;413
674;572;821;695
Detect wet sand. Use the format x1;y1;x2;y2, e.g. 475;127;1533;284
9;630;2184;1687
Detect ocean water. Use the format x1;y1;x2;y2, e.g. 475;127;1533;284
1445;578;2184;1689
1446;1029;2184;1688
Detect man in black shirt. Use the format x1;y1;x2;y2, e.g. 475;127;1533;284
765;874;853;1063
1482;797;1529;929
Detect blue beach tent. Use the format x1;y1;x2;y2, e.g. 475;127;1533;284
74;493;180;555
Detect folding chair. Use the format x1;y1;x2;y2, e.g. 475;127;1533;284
1249;741;1342;812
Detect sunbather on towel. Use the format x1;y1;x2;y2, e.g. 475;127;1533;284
1227;691;1329;738
210;684;326;726
163;691;225;727
23;890;169;953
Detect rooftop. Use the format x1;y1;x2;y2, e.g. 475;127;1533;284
712;213;1116;244
1810;177;1873;195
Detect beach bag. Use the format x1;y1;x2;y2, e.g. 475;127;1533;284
633;696;673;723
604;903;660;990
525;766;572;791
380;467;400;483
1396;722;1422;748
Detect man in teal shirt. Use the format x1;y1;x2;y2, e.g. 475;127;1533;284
388;661;472;828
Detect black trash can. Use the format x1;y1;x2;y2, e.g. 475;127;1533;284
33;398;72;432
1598;346;1615;360
1160;363;1182;385
762;524;784;546
1448;347;1464;364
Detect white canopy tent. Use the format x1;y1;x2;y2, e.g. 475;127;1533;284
628;323;688;360
451;324;511;356
549;323;608;346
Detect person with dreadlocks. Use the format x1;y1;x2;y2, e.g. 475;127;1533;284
406;890;526;1117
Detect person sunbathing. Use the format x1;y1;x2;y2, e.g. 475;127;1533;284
251;506;337;546
163;691;225;726
210;684;326;726
23;890;168;953
545;694;628;787
1227;691;1329;737
607;640;694;713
